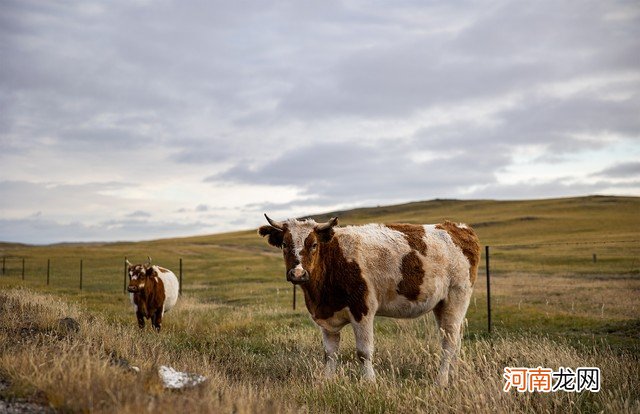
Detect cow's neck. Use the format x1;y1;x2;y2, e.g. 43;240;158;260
299;239;339;311
138;279;157;299
298;236;369;322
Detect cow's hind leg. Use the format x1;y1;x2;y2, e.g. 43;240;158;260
433;285;472;386
321;328;341;378
351;316;376;382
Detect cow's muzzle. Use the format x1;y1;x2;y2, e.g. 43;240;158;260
287;268;309;284
127;286;138;293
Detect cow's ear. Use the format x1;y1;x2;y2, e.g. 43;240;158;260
258;225;284;248
315;217;338;243
145;267;154;277
315;227;335;243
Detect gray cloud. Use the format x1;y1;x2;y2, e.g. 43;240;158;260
126;210;151;218
210;140;508;205
1;0;639;243
467;178;640;200
279;1;640;119
0;215;210;245
593;161;640;178
0;180;133;212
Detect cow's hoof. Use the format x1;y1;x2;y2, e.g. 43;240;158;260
436;375;449;387
361;372;376;384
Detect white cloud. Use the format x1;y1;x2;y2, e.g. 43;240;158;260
1;0;639;243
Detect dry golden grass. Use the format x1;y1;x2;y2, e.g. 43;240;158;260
1;196;638;412
0;289;293;413
1;288;638;413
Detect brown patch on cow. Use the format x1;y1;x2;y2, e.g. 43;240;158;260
129;266;167;332
396;251;424;300
300;236;369;322
436;221;481;285
386;223;427;255
387;224;428;301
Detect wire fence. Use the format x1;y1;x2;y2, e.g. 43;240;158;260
482;239;640;333
0;256;184;295
1;239;638;333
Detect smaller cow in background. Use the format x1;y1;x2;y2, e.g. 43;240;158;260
127;257;179;332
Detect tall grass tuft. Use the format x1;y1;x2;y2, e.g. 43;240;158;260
1;288;638;413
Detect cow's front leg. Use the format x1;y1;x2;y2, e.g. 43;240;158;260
136;310;145;329
151;308;163;333
321;328;341;378
351;316;376;382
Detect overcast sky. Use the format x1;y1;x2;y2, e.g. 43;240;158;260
1;0;639;244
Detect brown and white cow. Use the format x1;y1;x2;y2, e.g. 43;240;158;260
259;215;480;385
127;257;179;332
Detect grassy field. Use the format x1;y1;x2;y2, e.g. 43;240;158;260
0;195;639;412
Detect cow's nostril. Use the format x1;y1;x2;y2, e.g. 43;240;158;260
287;269;309;284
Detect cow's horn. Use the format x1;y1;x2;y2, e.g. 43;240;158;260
264;214;284;230
126;259;132;267
316;217;339;231
145;256;152;267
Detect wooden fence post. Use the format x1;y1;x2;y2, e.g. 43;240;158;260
47;259;50;285
79;259;83;291
21;258;25;280
485;245;492;334
124;257;128;294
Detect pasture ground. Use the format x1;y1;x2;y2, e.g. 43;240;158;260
0;196;639;412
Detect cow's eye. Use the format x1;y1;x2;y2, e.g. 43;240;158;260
282;242;288;250
311;242;318;250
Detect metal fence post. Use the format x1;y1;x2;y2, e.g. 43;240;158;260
179;258;183;295
486;245;492;334
293;285;297;310
80;259;83;291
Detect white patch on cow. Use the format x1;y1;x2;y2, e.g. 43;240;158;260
337;223;408;275
131;275;138;280
286;219;317;263
425;224;452;244
154;265;179;313
457;223;469;229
